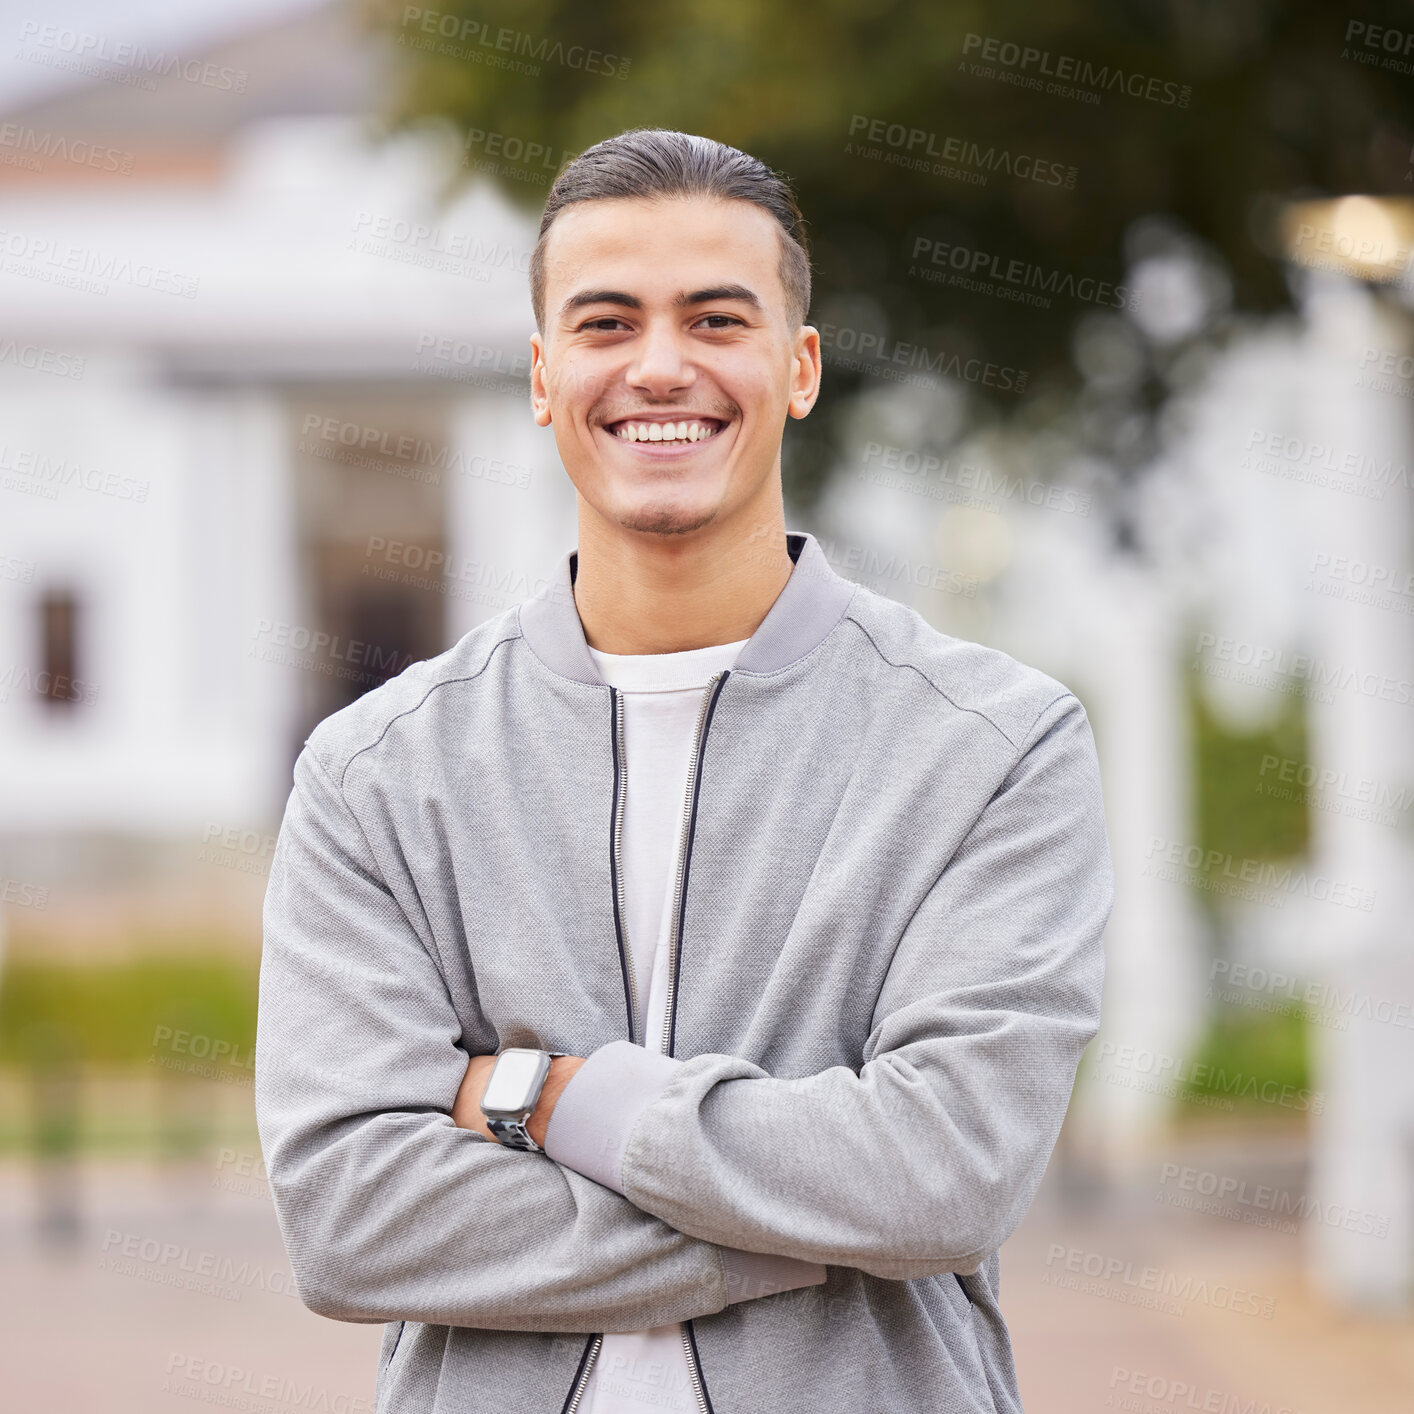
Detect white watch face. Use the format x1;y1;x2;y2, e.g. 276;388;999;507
482;1050;545;1113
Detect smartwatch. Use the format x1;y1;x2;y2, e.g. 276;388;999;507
480;1047;568;1152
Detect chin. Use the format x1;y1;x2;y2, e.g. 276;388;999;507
613;500;720;537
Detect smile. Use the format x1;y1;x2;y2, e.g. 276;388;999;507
605;417;727;444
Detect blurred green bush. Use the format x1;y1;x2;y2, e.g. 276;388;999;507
0;954;258;1069
0;953;259;1155
1178;1004;1312;1116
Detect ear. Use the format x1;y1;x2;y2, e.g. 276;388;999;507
787;324;822;420
530;331;552;427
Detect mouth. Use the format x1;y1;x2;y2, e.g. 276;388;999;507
600;415;729;446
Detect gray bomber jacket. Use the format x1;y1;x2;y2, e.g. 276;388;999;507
254;529;1114;1414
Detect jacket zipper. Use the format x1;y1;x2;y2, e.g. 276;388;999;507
661;672;728;1064
665;671;728;1414
560;1333;602;1414
610;686;639;1045
559;672;729;1414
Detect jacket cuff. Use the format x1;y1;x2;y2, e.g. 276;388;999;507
719;1246;828;1303
543;1039;683;1194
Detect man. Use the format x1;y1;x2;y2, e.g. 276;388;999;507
256;128;1113;1414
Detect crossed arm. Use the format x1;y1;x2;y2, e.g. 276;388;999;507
255;692;1111;1328
255;748;826;1334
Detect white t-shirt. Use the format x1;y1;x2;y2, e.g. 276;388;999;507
576;635;749;1414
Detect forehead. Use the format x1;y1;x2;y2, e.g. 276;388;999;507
542;195;785;313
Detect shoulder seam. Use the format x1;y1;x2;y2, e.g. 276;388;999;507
842;610;1062;751
327;629;522;791
991;689;1080;798
1019;688;1078;753
300;739;385;873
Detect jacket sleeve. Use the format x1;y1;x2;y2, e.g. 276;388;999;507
255;744;824;1333
543;691;1112;1282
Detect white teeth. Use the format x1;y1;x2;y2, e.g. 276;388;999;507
613;419;721;443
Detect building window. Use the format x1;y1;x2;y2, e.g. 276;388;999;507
38;589;81;709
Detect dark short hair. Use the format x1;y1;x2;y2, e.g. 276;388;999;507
531;128;811;333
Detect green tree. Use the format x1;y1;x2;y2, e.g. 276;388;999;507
358;0;1414;520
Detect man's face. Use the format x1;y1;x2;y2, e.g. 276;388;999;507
530;195;820;539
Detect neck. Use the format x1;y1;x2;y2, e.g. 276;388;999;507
571;505;795;656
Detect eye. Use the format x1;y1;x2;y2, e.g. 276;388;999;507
579;316;630;332
695;314;744;330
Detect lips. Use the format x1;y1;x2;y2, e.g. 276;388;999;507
602;416;727;444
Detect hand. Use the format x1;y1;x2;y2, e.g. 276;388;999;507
452;1053;586;1149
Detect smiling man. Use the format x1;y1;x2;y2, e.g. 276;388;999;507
256;129;1114;1414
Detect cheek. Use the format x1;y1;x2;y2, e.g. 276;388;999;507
549;356;613;413
714;350;788;420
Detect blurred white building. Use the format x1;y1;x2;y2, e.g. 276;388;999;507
0;1;573;940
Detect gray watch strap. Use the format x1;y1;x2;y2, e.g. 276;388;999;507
486;1115;542;1151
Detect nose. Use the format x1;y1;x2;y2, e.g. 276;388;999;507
625;317;696;397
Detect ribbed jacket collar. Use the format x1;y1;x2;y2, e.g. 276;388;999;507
518;530;857;686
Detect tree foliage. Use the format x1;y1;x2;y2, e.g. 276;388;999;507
357;0;1414;513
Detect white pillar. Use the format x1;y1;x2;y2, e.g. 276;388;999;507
1291;278;1414;1307
1069;561;1210;1179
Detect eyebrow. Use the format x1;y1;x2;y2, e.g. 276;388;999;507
558;283;764;320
